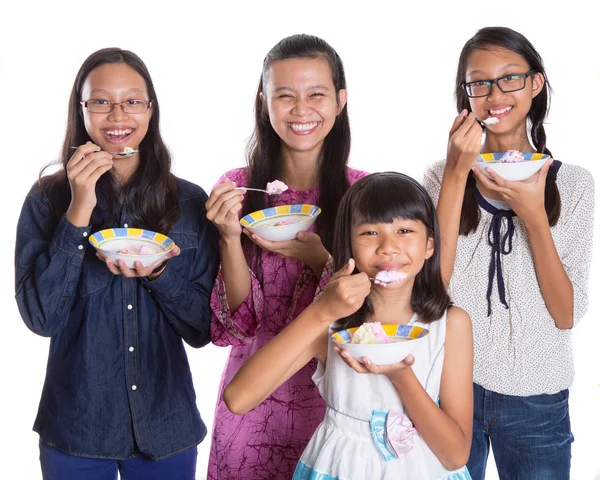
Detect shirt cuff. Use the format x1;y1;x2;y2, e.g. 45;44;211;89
52;215;92;259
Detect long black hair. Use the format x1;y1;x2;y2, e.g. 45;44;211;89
242;34;351;272
39;47;180;234
455;27;560;234
332;173;451;331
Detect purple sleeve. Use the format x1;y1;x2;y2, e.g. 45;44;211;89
210;266;264;346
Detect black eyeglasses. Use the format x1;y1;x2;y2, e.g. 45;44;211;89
462;70;536;98
81;99;152;114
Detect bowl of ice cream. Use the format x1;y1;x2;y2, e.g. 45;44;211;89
240;204;321;242
89;228;174;268
474;151;551;181
331;322;429;365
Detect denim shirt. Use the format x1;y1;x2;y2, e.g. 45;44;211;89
15;177;219;460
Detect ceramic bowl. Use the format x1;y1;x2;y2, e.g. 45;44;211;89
89;228;174;268
331;324;429;365
240;204;321;242
474;152;551;181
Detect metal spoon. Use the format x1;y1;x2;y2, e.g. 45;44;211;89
70;146;139;157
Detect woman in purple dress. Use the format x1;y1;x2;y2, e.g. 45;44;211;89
205;34;368;479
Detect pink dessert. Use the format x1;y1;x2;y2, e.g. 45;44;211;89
374;270;407;286
266;180;289;194
350;322;391;345
117;245;153;255
498;150;525;163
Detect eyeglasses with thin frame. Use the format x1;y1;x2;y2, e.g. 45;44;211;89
462;70;536;98
81;99;152;114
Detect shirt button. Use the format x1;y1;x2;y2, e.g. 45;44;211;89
83;232;88;237
78;245;83;250
124;223;129;228
131;385;137;391
129;346;134;352
127;304;133;310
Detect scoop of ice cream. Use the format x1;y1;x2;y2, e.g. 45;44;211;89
350;322;391;344
498;150;525;163
123;147;135;154
266;180;289;194
138;245;152;255
482;117;499;126
374;270;407;286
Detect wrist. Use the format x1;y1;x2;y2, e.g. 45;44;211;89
442;164;471;183
66;204;93;228
220;234;242;248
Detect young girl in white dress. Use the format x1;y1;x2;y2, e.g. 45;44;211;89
222;172;474;479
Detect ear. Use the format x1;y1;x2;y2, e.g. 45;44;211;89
424;236;434;260
336;89;348;116
259;91;269;117
531;72;545;99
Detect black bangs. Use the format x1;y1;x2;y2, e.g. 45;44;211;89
353;174;430;229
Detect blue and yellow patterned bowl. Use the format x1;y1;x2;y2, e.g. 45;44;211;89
89;228;174;268
475;152;550;181
331;324;429;365
240;204;321;242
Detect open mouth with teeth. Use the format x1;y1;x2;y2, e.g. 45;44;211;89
487;106;513;116
286;121;320;134
102;128;134;143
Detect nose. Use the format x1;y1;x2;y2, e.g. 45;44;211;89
487;81;506;102
291;98;310;116
108;103;128;121
375;234;400;256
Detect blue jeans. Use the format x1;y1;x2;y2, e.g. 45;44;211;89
39;442;197;480
467;383;573;480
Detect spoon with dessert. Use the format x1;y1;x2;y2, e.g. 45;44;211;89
71;146;138;157
478;117;499;128
368;270;407;287
234;180;289;195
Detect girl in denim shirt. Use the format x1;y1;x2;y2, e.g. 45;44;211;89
15;48;218;480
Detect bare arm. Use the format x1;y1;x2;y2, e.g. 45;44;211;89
223;259;372;414
388;307;473;470
436;112;483;287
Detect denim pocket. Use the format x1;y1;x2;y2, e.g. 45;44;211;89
520;389;569;411
78;254;110;297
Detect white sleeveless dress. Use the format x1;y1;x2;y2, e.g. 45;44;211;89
292;312;472;480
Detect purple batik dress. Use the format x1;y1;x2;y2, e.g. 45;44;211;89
208;167;368;480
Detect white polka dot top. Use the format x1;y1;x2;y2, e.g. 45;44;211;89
424;160;595;396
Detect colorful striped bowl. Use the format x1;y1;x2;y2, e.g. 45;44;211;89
89;228;174;268
331;324;429;365
240;204;321;242
475;152;550;181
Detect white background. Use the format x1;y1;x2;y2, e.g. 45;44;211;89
1;1;599;479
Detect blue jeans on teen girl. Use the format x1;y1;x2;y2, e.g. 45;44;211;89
467;383;573;480
40;442;197;480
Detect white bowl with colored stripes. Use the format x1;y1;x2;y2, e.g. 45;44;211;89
240;204;321;242
331;324;429;365
89;228;174;268
475;152;550;181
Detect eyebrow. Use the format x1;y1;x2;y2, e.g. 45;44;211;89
467;64;526;76
272;85;330;93
89;88;147;95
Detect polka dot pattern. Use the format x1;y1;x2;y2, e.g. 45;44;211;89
424;160;594;396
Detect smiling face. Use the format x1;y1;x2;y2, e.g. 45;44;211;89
351;217;434;289
81;62;152;159
263;57;347;160
465;46;544;135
